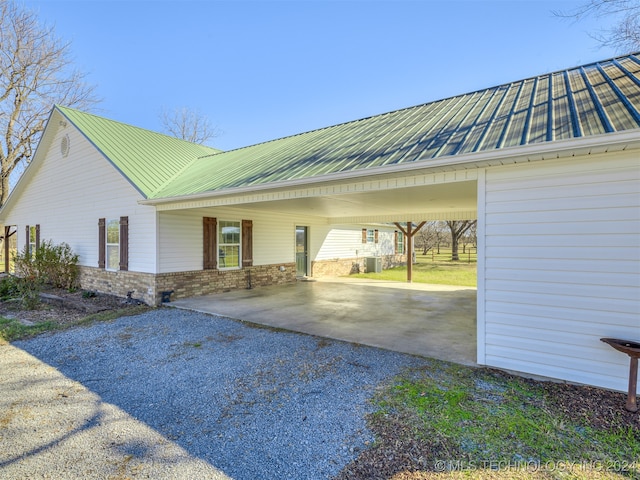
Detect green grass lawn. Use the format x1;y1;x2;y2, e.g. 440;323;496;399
352;251;477;287
351;360;640;480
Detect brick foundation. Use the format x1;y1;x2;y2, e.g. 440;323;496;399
311;254;407;277
79;263;297;305
79;267;156;305
311;258;362;277
155;263;296;304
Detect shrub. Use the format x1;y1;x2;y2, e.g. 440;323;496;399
33;240;79;290
13;274;42;309
0;276;20;301
13;246;44;309
11;240;80;308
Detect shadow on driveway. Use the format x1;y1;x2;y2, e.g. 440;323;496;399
3;309;430;479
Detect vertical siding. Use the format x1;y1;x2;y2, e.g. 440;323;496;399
481;152;640;391
3;124;158;273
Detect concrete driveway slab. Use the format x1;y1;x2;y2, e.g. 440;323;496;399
171;278;477;365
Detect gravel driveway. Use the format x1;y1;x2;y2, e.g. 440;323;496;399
1;309;425;479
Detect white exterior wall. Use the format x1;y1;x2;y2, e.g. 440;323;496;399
3;124;158;273
159;210;398;274
159;208;329;273
478;152;640;392
313;225;397;261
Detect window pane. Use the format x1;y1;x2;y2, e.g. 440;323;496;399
107;245;119;270
219;221;240;244
218;220;240;268
367;229;374;243
219;245;239;268
29;226;36;243
107;219;119;243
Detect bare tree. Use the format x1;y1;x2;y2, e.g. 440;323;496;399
554;0;640;52
0;0;100;206
160;106;220;145
461;221;477;254
446;220;477;261
415;221;446;255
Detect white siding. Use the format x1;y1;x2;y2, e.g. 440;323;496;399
480;152;640;392
3;124;158;273
314;225;397;261
158;208;326;273
159;210;398;273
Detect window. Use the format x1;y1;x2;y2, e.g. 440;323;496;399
396;231;405;254
29;226;37;257
364;228;379;244
218;220;240;269
106;219;120;270
366;229;375;243
99;217;128;271
25;224;39;258
204;217;252;270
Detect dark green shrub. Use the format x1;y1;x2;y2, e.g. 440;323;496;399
13;246;43;309
11;240;80;308
33;240;79;290
0;276;19;301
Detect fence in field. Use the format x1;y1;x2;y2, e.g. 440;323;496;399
416;247;477;264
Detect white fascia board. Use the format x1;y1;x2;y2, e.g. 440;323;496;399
139;129;640;208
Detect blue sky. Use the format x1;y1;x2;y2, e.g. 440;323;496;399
24;0;621;151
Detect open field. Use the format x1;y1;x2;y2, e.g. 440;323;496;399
353;250;477;287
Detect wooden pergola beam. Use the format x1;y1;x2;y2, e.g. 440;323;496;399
394;221;426;282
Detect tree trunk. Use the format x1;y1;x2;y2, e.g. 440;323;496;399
447;220;477;262
451;233;460;261
1;174;9;208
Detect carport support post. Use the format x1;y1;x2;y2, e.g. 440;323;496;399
394;221;426;283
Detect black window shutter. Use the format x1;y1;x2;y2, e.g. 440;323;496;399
98;218;106;269
119;216;129;271
362;228;367;244
35;224;40;250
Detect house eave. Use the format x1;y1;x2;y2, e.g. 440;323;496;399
138;129;640;208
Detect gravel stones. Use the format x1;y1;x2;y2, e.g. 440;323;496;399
4;308;424;479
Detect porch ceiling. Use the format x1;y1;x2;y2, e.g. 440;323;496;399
205;180;477;223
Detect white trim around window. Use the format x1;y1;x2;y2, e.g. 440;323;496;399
218;220;241;269
106;218;120;271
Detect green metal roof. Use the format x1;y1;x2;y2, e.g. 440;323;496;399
56;106;221;198
153;53;640;199
58;53;640;200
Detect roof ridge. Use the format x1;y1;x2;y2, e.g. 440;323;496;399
197;52;640;158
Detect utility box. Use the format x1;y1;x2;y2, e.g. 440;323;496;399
366;256;382;273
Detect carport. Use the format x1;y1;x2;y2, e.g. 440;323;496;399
155;169;479;365
171;277;477;365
